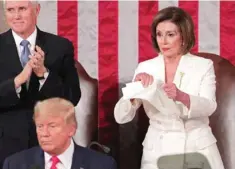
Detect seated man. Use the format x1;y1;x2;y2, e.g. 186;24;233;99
3;98;117;169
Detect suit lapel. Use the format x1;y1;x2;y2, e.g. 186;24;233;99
71;145;85;169
5;29;23;74
173;53;193;91
28;147;45;169
156;54;165;83
28;28;47;94
35;28;47;54
36;149;45;169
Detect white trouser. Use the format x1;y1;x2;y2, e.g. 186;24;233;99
140;126;224;169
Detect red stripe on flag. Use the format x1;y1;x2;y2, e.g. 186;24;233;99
139;1;158;63
57;1;78;60
220;1;235;65
137;1;158;150
179;1;198;53
98;1;119;145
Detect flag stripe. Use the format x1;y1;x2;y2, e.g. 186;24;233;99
179;1;198;53
158;0;178;10
35;0;235;151
98;1;119;143
137;1;158;150
38;1;57;35
198;1;220;55
78;1;98;79
220;1;235;65
118;2;139;165
118;1;139;94
138;1;158;63
57;1;78;60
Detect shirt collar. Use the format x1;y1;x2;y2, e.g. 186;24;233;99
44;139;75;168
12;27;37;49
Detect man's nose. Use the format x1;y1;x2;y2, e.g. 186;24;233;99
39;128;50;136
14;11;21;19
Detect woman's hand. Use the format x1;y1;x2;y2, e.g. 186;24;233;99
162;83;190;108
130;73;153;105
162;83;179;100
134;73;154;88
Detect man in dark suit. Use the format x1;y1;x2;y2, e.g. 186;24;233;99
0;0;81;166
3;98;117;169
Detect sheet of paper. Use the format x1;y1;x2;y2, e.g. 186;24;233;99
122;80;181;116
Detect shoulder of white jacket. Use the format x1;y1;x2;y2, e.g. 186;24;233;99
185;53;214;66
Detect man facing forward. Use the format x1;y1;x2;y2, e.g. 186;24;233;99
3;98;117;169
0;0;81;166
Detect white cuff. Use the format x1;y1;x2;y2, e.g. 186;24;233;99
39;71;49;90
15;86;22;98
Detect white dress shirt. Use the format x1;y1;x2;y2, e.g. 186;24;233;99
12;28;37;57
44;140;75;169
12;27;49;97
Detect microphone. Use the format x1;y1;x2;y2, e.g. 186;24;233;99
88;141;111;154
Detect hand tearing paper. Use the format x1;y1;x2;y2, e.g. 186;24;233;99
121;80;181;116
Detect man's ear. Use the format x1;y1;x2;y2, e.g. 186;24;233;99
35;3;41;17
68;124;77;137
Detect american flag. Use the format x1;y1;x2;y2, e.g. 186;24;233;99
34;0;235;145
1;1;235;168
2;0;234;162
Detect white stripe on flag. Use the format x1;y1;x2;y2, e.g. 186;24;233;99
199;1;220;55
158;0;179;10
78;1;98;79
118;1;139;95
38;1;57;35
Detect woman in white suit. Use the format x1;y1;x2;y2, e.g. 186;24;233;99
114;6;224;169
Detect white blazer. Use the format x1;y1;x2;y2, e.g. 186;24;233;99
114;53;218;150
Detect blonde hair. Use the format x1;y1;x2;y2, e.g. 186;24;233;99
33;98;77;128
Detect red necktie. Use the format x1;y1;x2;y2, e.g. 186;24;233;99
50;156;60;169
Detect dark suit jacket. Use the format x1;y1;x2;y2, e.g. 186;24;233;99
0;29;81;166
2;144;117;169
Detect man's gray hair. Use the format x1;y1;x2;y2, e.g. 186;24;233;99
3;0;39;9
